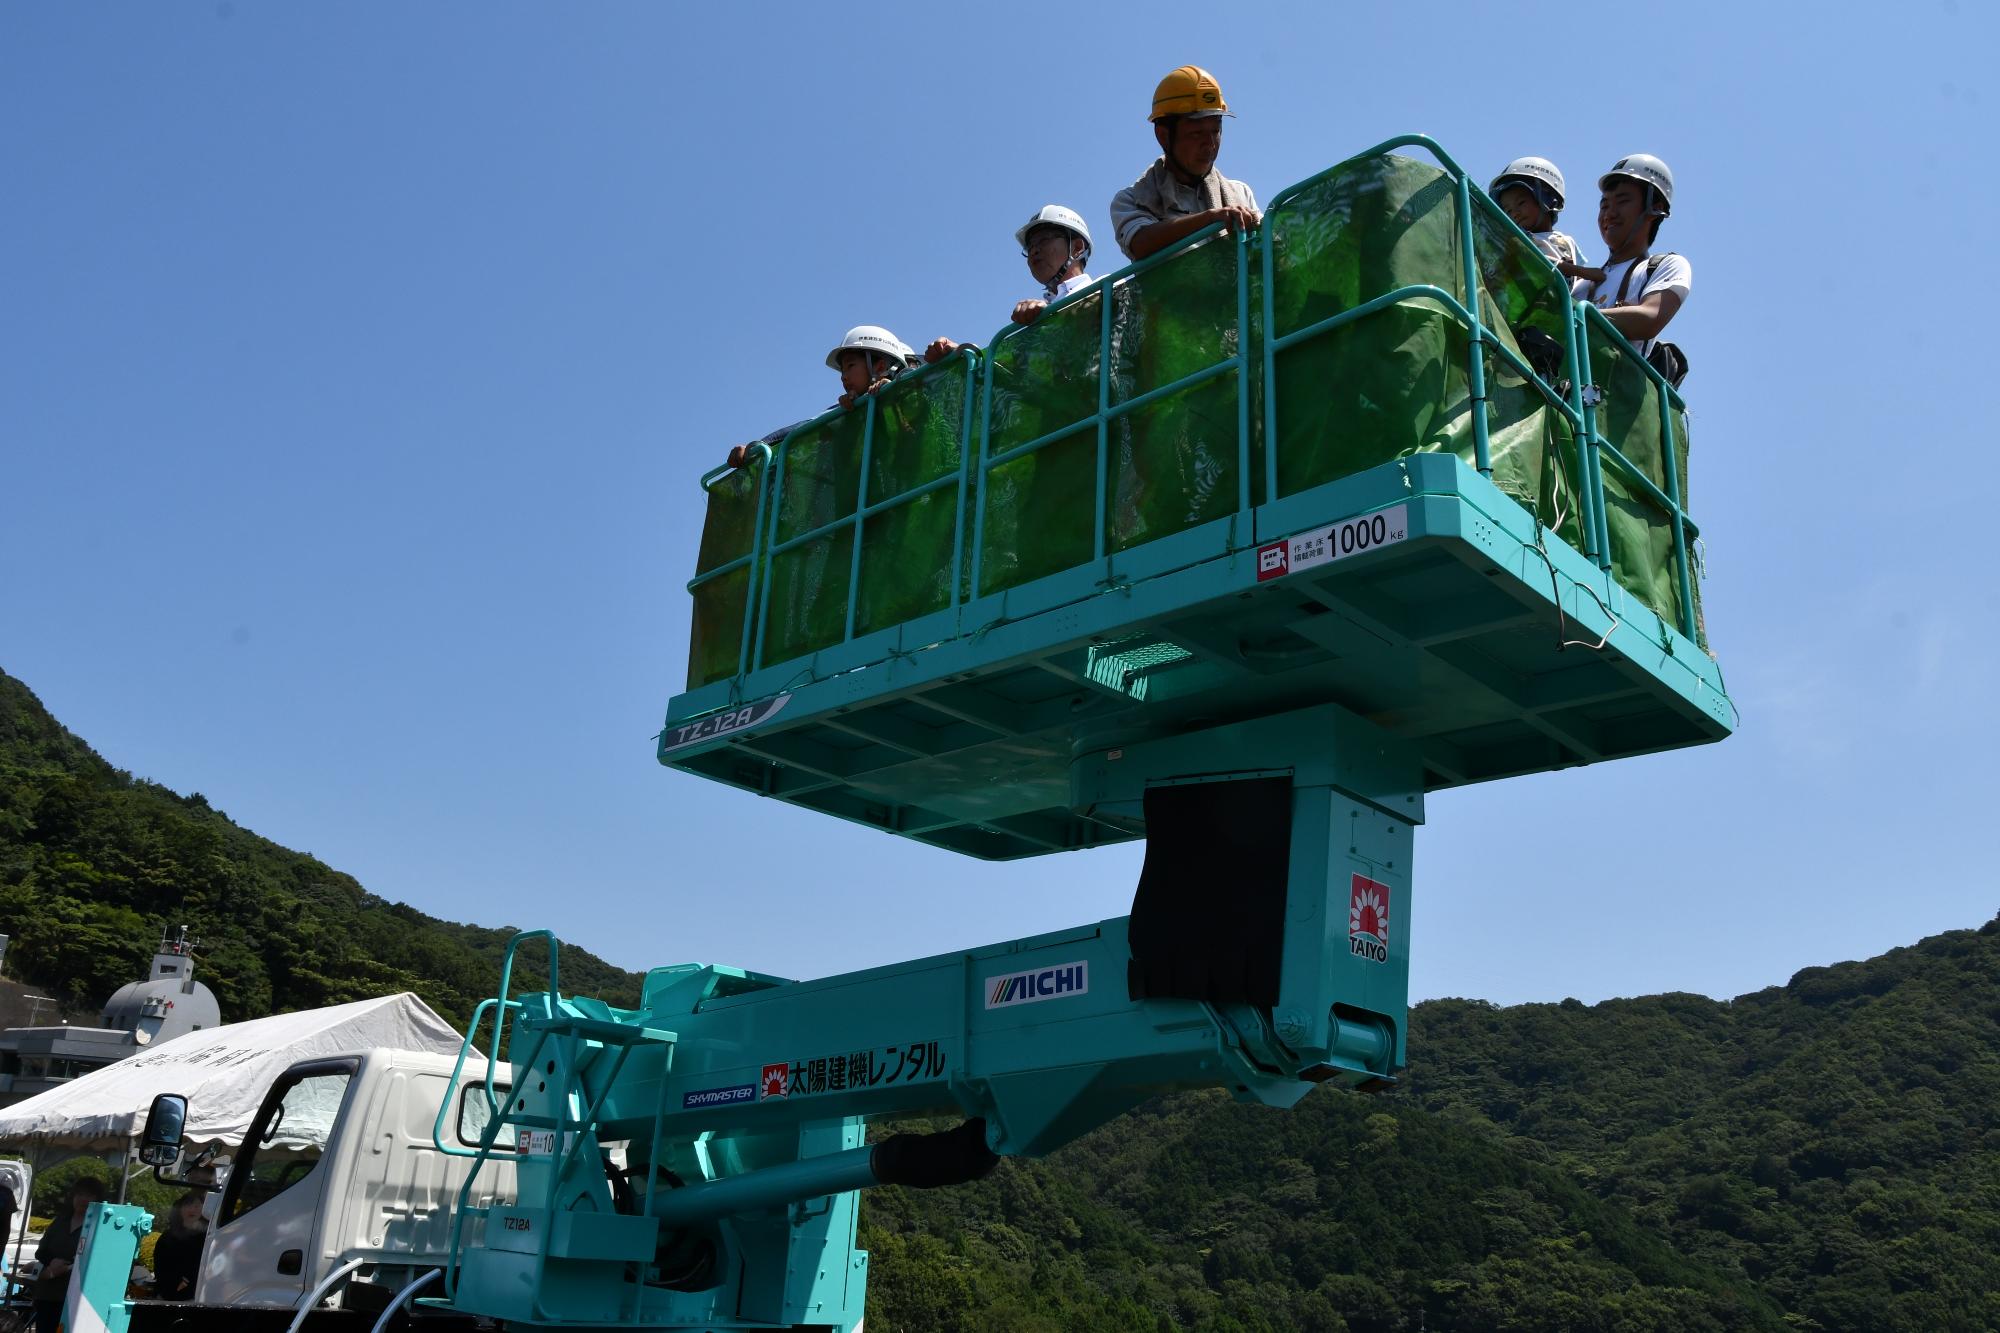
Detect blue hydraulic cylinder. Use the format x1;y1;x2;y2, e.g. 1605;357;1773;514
647;1143;877;1230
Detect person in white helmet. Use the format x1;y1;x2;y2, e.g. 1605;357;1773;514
828;325;919;408
922;205;1099;364
1488;157;1584;269
1110;65;1260;262
723;326;918;467
1010;205;1098;323
1570;155;1690;383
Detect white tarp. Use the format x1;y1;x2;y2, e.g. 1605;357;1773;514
0;992;467;1151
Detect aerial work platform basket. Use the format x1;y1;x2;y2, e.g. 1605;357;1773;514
662;137;1733;860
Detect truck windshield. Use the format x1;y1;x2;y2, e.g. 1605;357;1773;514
226;1066;353;1222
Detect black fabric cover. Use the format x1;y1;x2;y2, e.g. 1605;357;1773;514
1127;777;1293;1007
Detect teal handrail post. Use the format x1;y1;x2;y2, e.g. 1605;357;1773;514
947;347;979;614
1094;259;1112;563
1259;197;1280;506
1453;173;1494;478
1656;374;1697;639
1557;287;1605;563
970;348;996;600
843;394;878;642
1235;223;1252;515
749;424;792;673
1572;303;1614;573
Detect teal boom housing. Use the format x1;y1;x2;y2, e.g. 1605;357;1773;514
427;136;1733;1330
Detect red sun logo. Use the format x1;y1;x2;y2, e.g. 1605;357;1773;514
1348;875;1390;945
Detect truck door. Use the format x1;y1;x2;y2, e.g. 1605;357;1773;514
203;1058;359;1308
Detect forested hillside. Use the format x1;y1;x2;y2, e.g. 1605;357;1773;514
5;665;1993;1330
861;921;2000;1331
0;669;640;1027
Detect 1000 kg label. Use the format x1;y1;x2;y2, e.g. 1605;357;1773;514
1257;506;1410;582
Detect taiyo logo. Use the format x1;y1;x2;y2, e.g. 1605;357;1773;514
1349;874;1391;964
985;961;1089;1010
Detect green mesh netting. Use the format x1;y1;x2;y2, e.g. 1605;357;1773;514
980;288;1103;595
1265;154;1549;513
854;363;971;636
1106;233;1243;552
762;408;865;666
1585;317;1696;634
687;463;764;687
686;151;1698;690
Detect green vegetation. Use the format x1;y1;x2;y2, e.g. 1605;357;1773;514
5;664;1994;1328
0;669;640;1028
29;1152;177;1218
860;925;2000;1330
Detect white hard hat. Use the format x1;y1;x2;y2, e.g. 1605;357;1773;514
1014;205;1093;254
825;325;918;371
1599;154;1675;216
1489;157;1566;212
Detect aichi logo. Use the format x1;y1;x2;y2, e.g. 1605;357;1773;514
1348;874;1391;964
985;961;1089;1010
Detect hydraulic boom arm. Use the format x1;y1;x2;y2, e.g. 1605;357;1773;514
431;702;1419;1330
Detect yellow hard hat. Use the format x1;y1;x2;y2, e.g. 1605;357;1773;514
1149;65;1231;122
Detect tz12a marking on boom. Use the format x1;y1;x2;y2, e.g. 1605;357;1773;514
661;693;793;754
1258;505;1410;582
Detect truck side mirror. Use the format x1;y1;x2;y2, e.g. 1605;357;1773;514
139;1093;188;1167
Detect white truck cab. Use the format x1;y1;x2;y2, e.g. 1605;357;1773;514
163;1047;515;1321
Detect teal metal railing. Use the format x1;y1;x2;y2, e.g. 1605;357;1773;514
685;135;1701;692
431;929;563;1300
969;221;1254;595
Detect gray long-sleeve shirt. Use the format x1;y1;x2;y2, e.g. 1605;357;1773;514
1109;157;1259;261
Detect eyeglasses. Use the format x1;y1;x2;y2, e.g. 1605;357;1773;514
1021;230;1070;258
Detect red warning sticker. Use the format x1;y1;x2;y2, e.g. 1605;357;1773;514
1348;873;1391;964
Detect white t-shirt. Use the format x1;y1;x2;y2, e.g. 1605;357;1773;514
1531;228;1583;268
1047;271;1096;303
1572;252;1691;357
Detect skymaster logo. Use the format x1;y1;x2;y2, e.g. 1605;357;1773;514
985;961;1088;1010
682;1083;755;1110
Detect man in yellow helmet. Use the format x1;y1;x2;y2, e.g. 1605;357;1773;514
1110;65;1260;262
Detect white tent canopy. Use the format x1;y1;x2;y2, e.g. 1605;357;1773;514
0;992;467;1152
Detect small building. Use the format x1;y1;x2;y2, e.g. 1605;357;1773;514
0;927;220;1110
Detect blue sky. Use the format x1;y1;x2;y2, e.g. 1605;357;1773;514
3;2;1993;1010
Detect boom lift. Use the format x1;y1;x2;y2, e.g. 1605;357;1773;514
93;137;1729;1331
